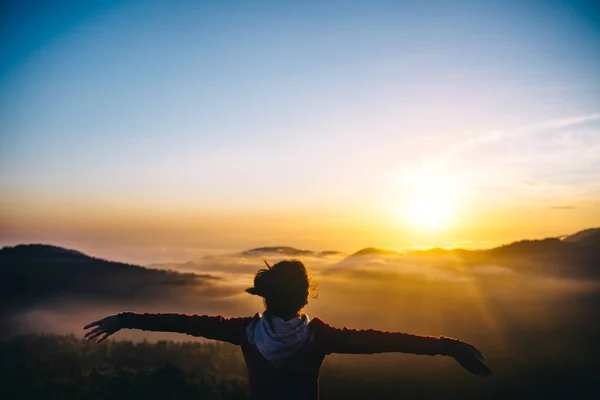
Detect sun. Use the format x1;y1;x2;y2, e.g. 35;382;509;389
406;191;453;230
398;167;458;231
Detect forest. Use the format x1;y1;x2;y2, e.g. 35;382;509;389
1;334;247;400
2;332;598;399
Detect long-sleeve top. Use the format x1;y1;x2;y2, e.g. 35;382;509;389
118;312;454;400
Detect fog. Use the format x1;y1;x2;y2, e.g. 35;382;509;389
9;250;600;362
3;243;599;398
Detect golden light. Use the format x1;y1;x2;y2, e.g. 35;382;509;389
406;193;452;230
398;167;458;231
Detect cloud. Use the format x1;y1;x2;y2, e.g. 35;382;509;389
549;205;575;210
433;113;600;202
521;180;538;186
446;113;600;157
471;265;515;276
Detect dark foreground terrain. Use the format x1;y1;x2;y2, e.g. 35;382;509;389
1;333;598;400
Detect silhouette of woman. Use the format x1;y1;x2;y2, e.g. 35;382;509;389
84;259;491;399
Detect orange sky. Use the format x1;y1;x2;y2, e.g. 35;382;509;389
1;194;597;265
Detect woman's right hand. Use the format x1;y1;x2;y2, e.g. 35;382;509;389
83;314;122;344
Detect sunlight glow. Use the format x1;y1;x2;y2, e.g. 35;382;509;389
400;167;459;231
406;194;453;230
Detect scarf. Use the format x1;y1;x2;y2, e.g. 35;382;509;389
246;310;311;368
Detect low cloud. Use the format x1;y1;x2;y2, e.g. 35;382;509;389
471;265;515;276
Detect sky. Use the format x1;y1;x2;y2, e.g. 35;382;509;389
1;0;599;264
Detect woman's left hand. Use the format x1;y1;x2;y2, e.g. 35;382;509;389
450;340;493;376
83;314;121;344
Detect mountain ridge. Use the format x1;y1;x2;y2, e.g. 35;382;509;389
7;227;598;270
2;227;598;308
0;243;220;320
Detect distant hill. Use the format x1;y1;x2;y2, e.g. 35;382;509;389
240;246;314;257
350;247;401;257
335;228;600;278
562;228;600;246
0;244;219;318
3;228;599;319
407;247;458;256
239;246;341;258
316;250;345;257
579;231;600;247
155;247;344;267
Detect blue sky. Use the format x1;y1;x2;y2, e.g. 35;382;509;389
1;0;599;258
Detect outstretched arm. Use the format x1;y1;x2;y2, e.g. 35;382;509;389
83;313;253;345
313;319;491;376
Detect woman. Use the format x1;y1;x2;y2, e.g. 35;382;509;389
84;260;491;399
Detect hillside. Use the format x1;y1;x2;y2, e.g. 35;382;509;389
3;228;599;318
338;228;600;278
562;228;600;243
0;244;218;318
